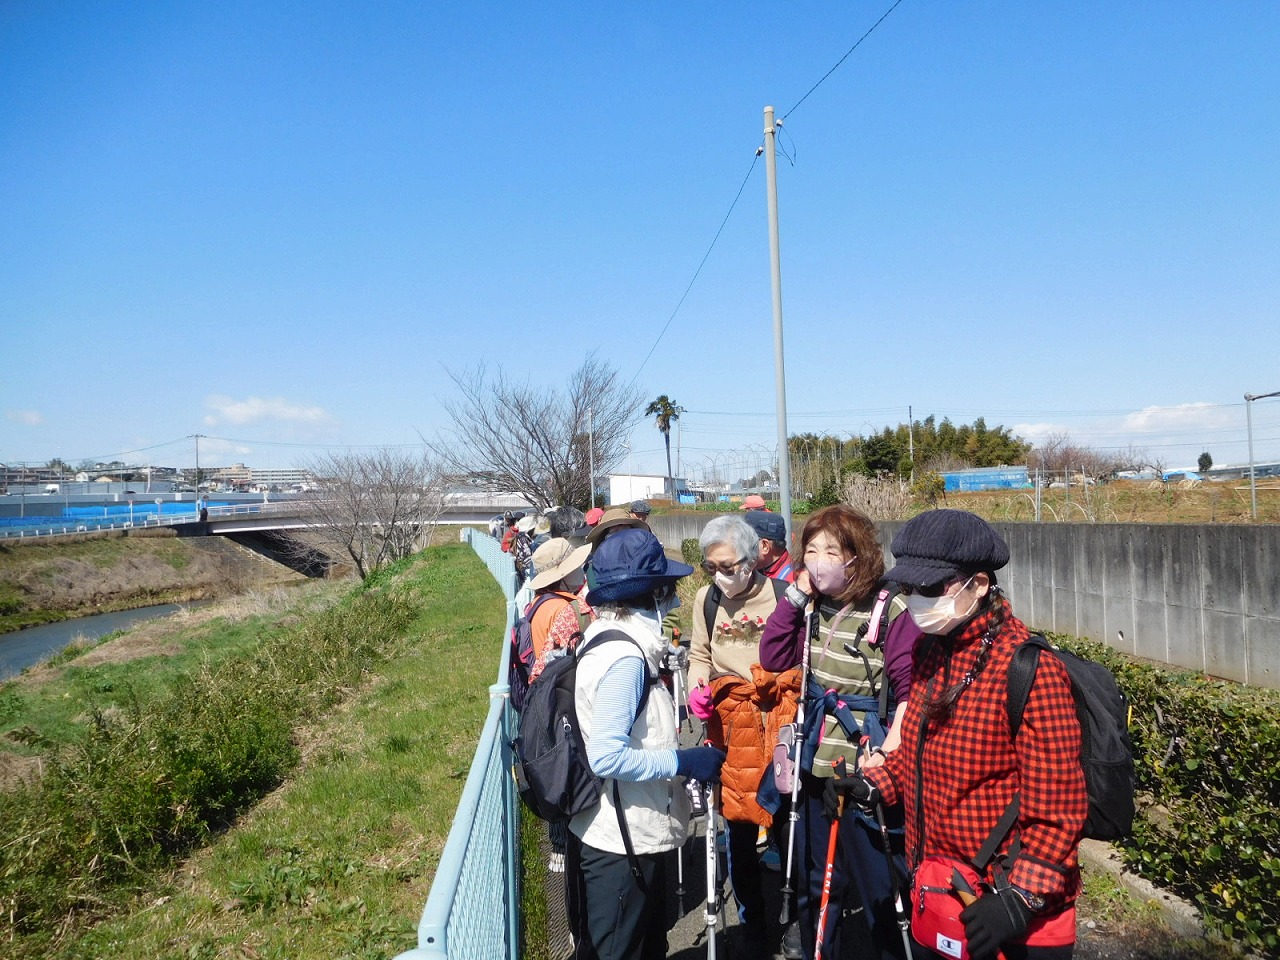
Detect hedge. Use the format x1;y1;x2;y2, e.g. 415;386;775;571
1049;633;1280;956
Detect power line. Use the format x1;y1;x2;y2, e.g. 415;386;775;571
630;149;762;384
781;0;908;121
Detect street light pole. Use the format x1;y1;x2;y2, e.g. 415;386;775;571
1245;390;1280;521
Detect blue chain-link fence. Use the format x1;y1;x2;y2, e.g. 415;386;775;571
395;528;531;960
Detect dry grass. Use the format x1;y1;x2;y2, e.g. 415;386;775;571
941;479;1280;525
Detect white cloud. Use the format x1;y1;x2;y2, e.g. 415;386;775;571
1012;421;1071;444
1119;402;1236;435
5;409;44;426
203;395;330;427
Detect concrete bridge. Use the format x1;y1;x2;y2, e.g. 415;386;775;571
0;491;536;541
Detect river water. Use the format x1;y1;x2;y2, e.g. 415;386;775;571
0;604;193;681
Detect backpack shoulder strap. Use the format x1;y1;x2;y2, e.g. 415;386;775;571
580;627;656;718
973;635;1054;871
702;584;724;642
769;577;787;601
1008;635;1051;739
569;598;589;635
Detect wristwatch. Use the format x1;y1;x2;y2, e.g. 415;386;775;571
1011;885;1046;912
784;583;811;608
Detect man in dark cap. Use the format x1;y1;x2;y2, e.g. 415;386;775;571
629;499;652;521
742;509;794;583
825;510;1087;960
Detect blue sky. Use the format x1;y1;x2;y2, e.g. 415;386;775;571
3;1;1278;480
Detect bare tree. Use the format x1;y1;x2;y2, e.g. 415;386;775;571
434;353;643;510
299;449;447;580
841;474;912;521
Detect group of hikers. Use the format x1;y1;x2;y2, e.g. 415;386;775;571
504;500;1091;960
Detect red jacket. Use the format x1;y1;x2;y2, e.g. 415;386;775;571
863;600;1087;916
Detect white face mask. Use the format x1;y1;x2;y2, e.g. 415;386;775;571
714;564;754;599
561;569;586;591
905;577;979;635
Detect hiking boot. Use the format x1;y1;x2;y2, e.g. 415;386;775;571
780;921;802;960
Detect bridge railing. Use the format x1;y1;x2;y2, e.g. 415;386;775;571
394;527;523;960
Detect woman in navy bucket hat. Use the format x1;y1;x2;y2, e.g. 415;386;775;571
568;527;726;960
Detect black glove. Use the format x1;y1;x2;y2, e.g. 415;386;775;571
960;886;1033;960
675;746;726;783
821;773;879;819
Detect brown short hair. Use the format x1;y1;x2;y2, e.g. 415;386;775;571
798;504;885;604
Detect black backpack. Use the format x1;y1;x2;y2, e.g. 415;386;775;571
507;593;586;713
512;628;655;823
1008;636;1135;841
977;635;1135;864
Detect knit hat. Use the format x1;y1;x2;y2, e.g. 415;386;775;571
586;528;692;605
884;509;1010;589
528;537;592;591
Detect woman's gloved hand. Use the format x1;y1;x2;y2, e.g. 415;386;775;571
960;886;1033;960
675;746;726;783
821;773;880;818
688;682;715;720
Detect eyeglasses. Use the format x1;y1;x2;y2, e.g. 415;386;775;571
899;578;960;598
701;559;748;576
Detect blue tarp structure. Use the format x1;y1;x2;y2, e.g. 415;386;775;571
941;467;1031;492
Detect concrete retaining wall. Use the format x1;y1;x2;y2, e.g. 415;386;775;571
649;515;1280;690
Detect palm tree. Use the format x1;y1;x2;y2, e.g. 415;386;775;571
644;395;680;498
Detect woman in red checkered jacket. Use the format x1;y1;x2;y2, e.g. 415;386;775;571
829;510;1088;960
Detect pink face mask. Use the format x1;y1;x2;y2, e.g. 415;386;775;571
808;557;854;596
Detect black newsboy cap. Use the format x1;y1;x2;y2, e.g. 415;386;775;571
884;509;1009;588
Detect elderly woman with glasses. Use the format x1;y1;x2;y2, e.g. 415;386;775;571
687;514;802;959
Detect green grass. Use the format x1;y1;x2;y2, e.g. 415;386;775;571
6;542;504;959
0;584;341;753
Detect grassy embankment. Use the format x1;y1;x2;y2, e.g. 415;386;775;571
0;542;503;959
0;529;304;633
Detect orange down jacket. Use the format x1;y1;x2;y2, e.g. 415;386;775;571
706;664;803;826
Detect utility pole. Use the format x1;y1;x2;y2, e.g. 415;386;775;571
674;405;686;481
588;405;596;509
763;106;794;541
908;405;915;482
190;434;205;491
1246;390;1280;520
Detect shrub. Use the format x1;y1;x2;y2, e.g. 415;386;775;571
1048;633;1280;955
681;538;702;568
0;586;419;937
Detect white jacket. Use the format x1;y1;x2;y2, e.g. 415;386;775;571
570;614;691;855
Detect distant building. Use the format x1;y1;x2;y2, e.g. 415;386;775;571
940;466;1031;492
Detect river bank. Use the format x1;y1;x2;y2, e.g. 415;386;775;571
0;543;502;958
0;527;306;634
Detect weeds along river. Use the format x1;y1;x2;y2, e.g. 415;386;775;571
0;604;201;681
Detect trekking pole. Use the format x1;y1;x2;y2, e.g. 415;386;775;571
813;756;847;960
701;727;721;960
672;658;687;909
704;773;721;960
863;739;913;960
779;604;816;927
